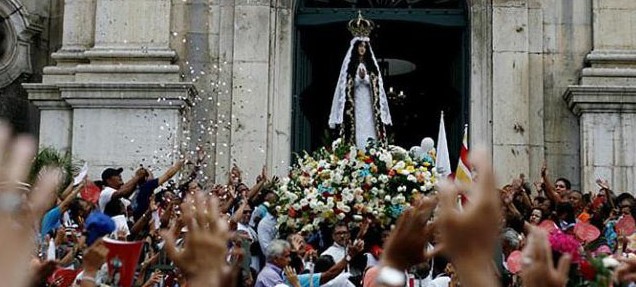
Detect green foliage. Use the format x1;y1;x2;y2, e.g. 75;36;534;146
28;147;79;194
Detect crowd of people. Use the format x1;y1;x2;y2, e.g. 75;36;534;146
2;122;636;287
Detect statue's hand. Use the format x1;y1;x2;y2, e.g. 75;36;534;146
358;67;367;79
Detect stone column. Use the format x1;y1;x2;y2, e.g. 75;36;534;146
43;0;96;83
31;0;96;152
77;0;178;82
27;0;194;179
564;0;636;194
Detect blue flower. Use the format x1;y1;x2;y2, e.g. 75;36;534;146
318;184;334;195
388;205;405;218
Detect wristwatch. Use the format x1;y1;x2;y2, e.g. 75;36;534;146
376;266;406;287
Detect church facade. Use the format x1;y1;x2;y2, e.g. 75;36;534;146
2;0;635;193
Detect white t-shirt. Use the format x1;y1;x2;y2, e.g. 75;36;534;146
98;187;116;212
321;243;346;263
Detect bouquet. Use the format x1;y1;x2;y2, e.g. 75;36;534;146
274;138;439;233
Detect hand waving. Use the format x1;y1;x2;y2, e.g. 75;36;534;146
0;123;61;287
382;196;437;270
435;147;501;286
161;193;230;287
520;227;571;287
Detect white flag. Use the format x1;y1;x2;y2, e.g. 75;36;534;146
436;111;451;177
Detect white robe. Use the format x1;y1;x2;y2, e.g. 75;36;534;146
353;63;377;150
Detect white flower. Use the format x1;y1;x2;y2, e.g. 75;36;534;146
353;215;363;221
332;173;343;184
370;177;378;184
301;224;314;232
292;203;301;210
337;213;346;220
379;153;393;168
603;257;620;268
407;175;417;182
342;205;351;213
300;198;309;206
384;195;391;202
332;138;342;150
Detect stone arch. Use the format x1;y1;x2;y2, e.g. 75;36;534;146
0;0;42;88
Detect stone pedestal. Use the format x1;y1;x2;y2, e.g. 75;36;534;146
26;0;194;179
565;86;636;193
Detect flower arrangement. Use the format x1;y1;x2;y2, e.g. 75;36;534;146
274;139;439;233
576;255;618;287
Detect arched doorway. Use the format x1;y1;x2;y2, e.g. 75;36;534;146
292;0;469;166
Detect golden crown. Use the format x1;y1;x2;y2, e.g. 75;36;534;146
348;11;374;38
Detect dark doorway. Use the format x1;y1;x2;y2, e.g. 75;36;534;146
293;9;468;167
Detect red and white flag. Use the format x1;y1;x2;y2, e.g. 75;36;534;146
455;125;472;185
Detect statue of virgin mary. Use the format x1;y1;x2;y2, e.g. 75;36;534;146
328;12;392;150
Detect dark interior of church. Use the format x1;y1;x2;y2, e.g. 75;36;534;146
295;18;467;164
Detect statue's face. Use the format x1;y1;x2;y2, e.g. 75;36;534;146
357;41;367;56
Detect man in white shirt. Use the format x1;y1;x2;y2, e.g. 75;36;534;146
321;223;350;262
98;167;146;212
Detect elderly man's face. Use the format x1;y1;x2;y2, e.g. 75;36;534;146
272;248;292;268
332;226;350;246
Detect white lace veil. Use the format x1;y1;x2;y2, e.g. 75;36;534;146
328;37;392;128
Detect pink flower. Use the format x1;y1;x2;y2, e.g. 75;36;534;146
549;232;582;263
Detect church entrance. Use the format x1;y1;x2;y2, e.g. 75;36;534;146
292;1;468;167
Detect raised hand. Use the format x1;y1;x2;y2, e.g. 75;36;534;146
520;227;571;287
256;166;268;183
348;239;365;257
596;178;610;190
541;161;548;178
435;147;501;287
0;123;61;287
284;266;301;287
141;270;162;287
356;218;371;240
82;240;110;274
381;196;437;270
160;193;230;287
